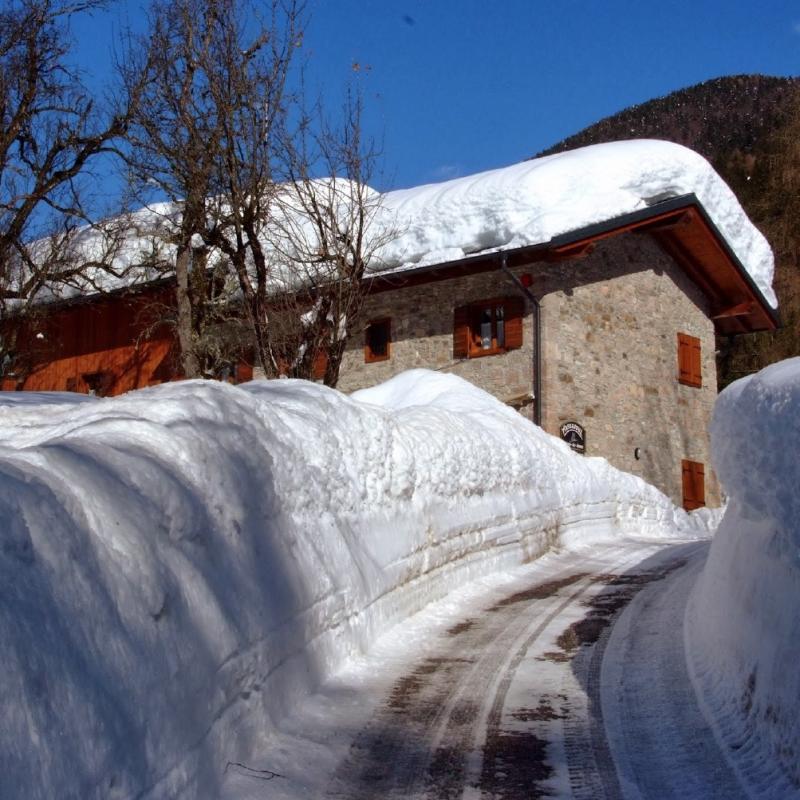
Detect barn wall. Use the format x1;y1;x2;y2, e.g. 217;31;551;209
2;288;178;396
537;235;720;508
337;265;536;415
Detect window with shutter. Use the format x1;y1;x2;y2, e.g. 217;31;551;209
453;296;524;359
681;460;706;510
365;319;392;363
677;333;702;387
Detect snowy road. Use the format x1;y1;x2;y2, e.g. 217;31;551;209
225;539;748;800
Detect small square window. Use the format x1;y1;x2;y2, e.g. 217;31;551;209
365;319;391;363
470;302;507;355
453;295;524;359
82;371;113;396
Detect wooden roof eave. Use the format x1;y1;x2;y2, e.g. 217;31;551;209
650;202;778;334
369;194;778;336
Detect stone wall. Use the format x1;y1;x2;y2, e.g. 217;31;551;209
337;232;721;507
537;235;720;507
337;268;537;415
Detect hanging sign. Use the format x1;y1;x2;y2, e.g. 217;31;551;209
560;421;586;454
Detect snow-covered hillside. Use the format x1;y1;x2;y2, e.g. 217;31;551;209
686;357;800;798
0;370;706;799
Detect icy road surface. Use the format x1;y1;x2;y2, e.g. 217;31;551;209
222;539;748;800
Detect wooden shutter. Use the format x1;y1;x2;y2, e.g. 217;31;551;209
312;348;328;381
504;295;525;350
682;460;706;510
690;337;702;387
236;361;253;383
453;305;470;358
677;333;702;387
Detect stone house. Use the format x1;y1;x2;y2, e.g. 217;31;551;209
1;145;778;511
334;196;777;511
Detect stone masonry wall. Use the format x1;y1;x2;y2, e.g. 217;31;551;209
537;235;720;507
337;232;721;507
337;269;536;415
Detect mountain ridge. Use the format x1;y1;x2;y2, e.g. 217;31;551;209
537;74;800;387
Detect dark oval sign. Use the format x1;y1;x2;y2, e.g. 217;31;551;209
560;421;586;454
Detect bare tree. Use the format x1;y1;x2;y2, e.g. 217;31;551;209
197;0;302;377
122;0;392;387
266;89;393;386
121;0;302;379
0;0;133;381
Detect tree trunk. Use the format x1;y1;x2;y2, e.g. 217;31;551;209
175;243;200;378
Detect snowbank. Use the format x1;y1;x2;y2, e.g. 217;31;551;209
1;370;707;798
686;358;800;798
0;390;98;407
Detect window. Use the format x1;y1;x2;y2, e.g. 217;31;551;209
473;303;505;352
82;371;113;396
677;332;702;387
453;296;524;359
365;318;391;363
682;460;705;511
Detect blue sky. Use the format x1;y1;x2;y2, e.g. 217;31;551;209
71;0;798;195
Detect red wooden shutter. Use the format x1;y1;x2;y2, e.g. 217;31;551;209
690;336;702;387
365;319;391;363
236;361;253;383
504;295;525;350
312;348;328;380
682;460;706;510
453;305;470;358
678;333;702;387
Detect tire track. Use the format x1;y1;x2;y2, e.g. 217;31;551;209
325;545;651;799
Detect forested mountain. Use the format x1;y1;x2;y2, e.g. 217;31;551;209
538;74;800;387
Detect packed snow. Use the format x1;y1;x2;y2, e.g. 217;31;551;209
0;369;709;799
686;357;800;798
0;391;98;407
376;140;776;307
28;139;776;308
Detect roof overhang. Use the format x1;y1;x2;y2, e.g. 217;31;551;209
370;194;778;335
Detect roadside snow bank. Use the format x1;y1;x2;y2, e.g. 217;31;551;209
1;370;707;798
686;358;800;798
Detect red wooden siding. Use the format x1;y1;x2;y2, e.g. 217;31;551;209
2;288;180;396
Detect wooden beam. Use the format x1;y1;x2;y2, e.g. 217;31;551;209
546;241;596;261
712;301;756;319
652;230;724;306
634;208;695;232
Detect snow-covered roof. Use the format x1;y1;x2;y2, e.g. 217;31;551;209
372;140;776;308
29;139;776;311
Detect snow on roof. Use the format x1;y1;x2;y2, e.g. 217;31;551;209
372;140;776;307
29;139;776;309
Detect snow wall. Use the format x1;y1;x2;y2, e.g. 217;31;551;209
686;358;800;799
0;370;708;799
